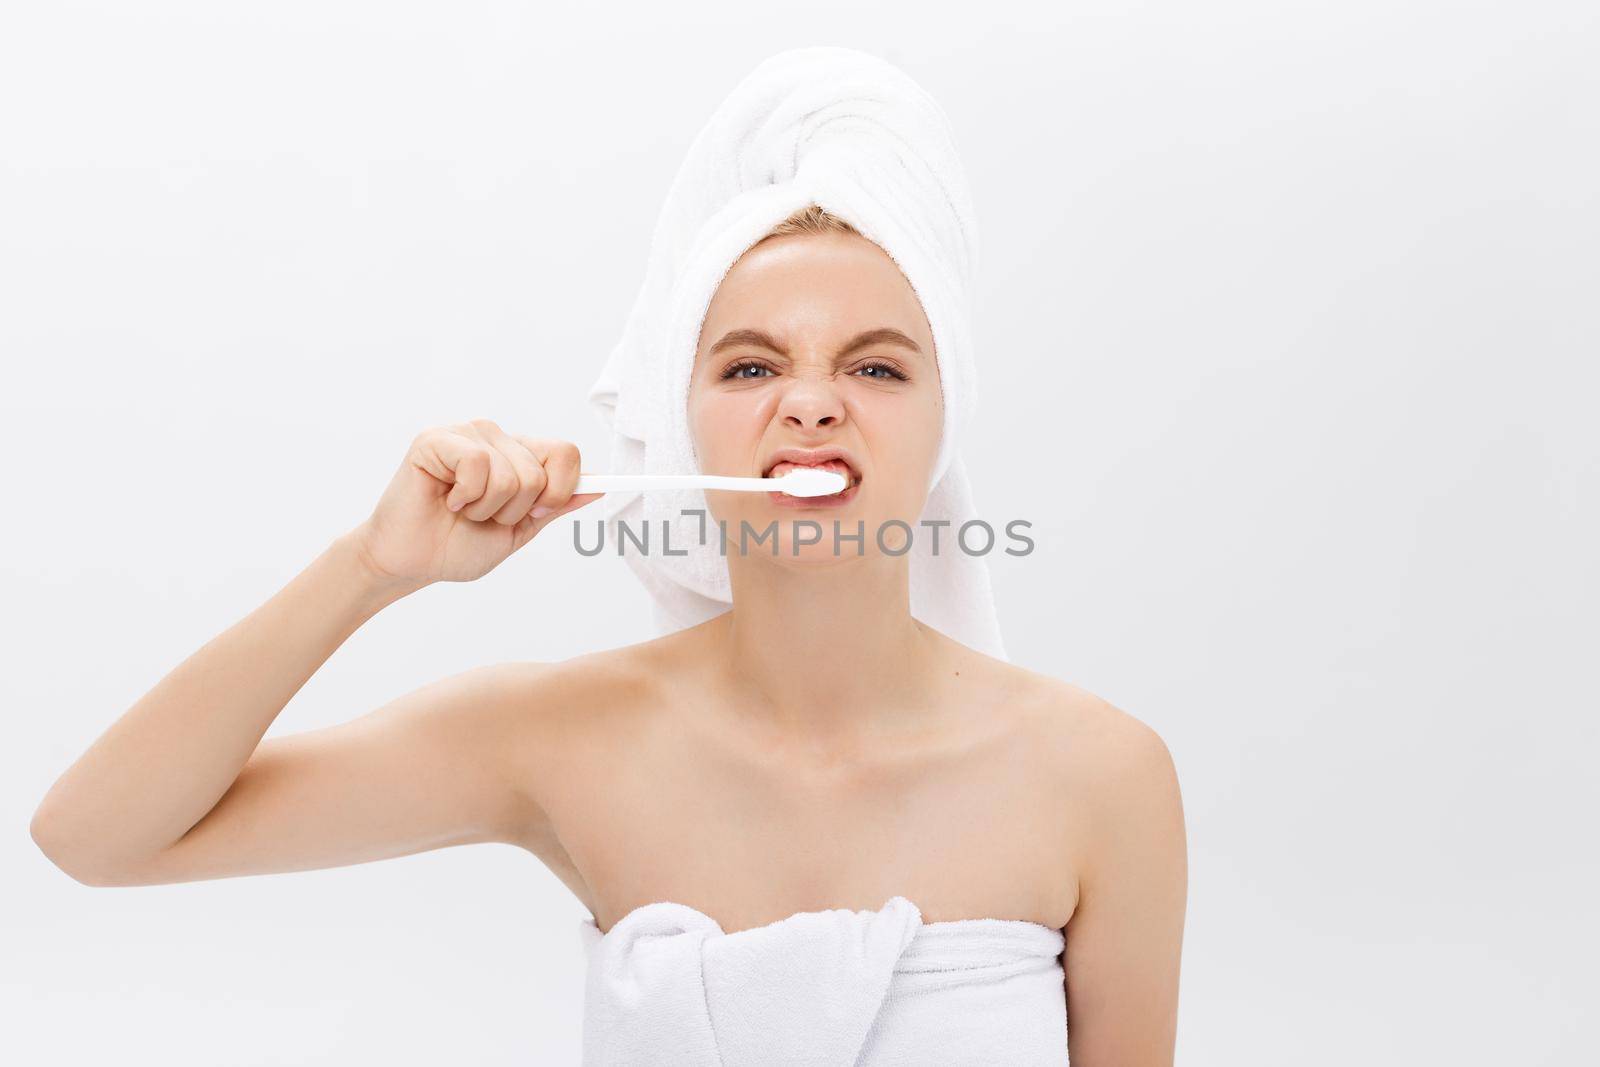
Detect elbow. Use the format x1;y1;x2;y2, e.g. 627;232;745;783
29;803;129;888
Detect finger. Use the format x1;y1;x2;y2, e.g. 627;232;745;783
509;491;606;554
536;490;605;522
457;419;522;521
516;436;582;514
417;430;491;512
476;424;548;526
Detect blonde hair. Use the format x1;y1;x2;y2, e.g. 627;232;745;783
757;203;861;243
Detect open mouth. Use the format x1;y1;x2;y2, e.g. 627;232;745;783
760;454;862;506
763;457;861;491
757;442;867;509
764;460;857;489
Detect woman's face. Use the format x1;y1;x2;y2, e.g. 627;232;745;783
687;230;943;563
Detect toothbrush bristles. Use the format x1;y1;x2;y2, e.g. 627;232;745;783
778;468;850;497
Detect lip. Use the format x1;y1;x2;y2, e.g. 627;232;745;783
761;446;863;508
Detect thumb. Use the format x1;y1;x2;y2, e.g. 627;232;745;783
510;492;605;553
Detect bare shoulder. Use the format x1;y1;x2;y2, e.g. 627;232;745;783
487;631;685;742
930;631;1181;816
1025;665;1163;751
467;635;687;866
485;623;715;779
991;661;1182;823
994;667;1185;922
928;630;1170;772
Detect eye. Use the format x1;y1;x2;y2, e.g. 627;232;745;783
855;360;909;381
717;358;910;382
719;359;774;381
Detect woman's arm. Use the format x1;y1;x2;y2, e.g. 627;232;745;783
30;420;600;886
28;534;539;885
1064;707;1188;1066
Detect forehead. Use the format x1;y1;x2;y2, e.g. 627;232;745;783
698;233;933;348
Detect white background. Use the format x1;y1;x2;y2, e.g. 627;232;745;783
3;2;1595;1064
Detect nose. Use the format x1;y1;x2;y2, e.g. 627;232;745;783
775;371;846;431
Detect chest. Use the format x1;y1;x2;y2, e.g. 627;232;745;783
536;699;1084;936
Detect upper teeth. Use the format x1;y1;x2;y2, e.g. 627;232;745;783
770;460;856;485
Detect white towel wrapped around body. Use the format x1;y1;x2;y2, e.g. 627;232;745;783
586;45;1008;660
578;895;1069;1065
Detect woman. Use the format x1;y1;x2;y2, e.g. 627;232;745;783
31;49;1185;1066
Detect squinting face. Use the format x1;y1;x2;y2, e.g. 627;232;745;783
687;231;943;563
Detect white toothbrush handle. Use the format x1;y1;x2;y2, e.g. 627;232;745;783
573;473;778;494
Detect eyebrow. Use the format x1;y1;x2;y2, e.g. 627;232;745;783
707;327;924;361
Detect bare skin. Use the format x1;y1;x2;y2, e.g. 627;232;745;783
31;228;1186;1066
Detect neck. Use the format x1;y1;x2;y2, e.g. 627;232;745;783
706;551;944;742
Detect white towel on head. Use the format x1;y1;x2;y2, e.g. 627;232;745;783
586;45;1008;661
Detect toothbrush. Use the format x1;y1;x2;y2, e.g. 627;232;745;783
572;468;849;498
